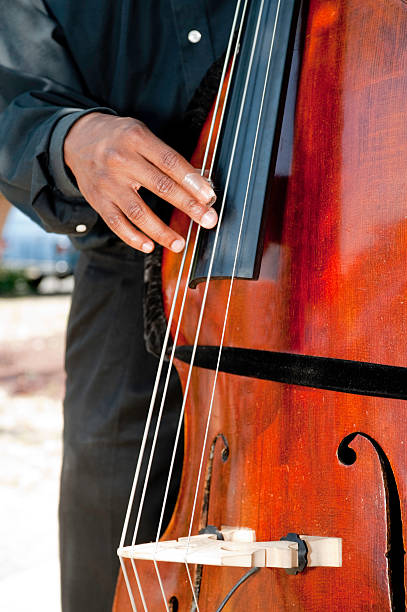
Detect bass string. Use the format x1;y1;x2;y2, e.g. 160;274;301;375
120;0;242;558
119;557;140;612
129;557;148;612
118;1;246;610
136;0;247;556
119;212;194;612
122;0;282;605
139;0;282;607
146;0;275;606
185;0;283;552
150;0;253;547
146;3;252;609
120;229;191;612
123;0;284;606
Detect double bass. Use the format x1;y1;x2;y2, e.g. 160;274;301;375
114;0;406;609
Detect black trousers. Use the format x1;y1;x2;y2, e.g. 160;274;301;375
60;244;182;612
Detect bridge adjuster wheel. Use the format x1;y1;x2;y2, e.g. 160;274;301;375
280;533;308;575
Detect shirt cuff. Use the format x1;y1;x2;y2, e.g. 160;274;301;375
48;107;117;199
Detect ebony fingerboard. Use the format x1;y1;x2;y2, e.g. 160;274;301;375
190;0;299;286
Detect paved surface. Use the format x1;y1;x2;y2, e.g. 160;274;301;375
0;294;70;612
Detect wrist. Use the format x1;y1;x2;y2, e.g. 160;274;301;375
63;112;107;172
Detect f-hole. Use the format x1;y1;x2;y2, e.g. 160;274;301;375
337;432;405;611
190;433;230;612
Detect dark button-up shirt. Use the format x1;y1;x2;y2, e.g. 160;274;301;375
0;0;235;249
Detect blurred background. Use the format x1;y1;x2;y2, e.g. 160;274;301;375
0;192;76;611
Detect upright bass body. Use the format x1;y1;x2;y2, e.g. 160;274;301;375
114;1;407;609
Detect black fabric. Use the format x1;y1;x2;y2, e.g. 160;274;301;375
0;0;236;247
143;245;172;359
180;49;228;159
61;244;183;612
0;4;236;611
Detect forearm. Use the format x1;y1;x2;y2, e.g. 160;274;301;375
0;0;114;234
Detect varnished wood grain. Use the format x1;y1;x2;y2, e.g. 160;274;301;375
114;1;407;609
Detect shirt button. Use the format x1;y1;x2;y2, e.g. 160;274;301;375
75;224;87;233
188;30;202;44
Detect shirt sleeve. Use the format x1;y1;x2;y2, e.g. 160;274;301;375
0;0;116;235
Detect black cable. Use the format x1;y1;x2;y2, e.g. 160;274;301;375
215;567;260;612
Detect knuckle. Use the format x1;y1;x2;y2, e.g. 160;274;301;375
185;199;202;217
103;147;122;166
130;181;141;192
161;149;179;171
155;174;175;195
105;211;122;231
127;201;145;225
129;120;147;142
155;228;173;247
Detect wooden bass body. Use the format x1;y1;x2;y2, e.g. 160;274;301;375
114;1;407;609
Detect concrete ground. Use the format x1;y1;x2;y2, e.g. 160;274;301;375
0;294;71;612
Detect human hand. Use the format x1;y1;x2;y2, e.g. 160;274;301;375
64;112;217;253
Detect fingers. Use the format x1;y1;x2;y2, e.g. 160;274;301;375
65;114;220;253
128;155;218;230
121;190;186;252
128;123;216;206
99;192;187;254
99;201;155;253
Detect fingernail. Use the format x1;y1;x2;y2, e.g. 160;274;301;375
183;172;216;203
200;208;218;229
171;238;185;253
142;241;154;253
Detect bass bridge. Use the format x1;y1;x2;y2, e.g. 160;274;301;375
118;527;341;574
